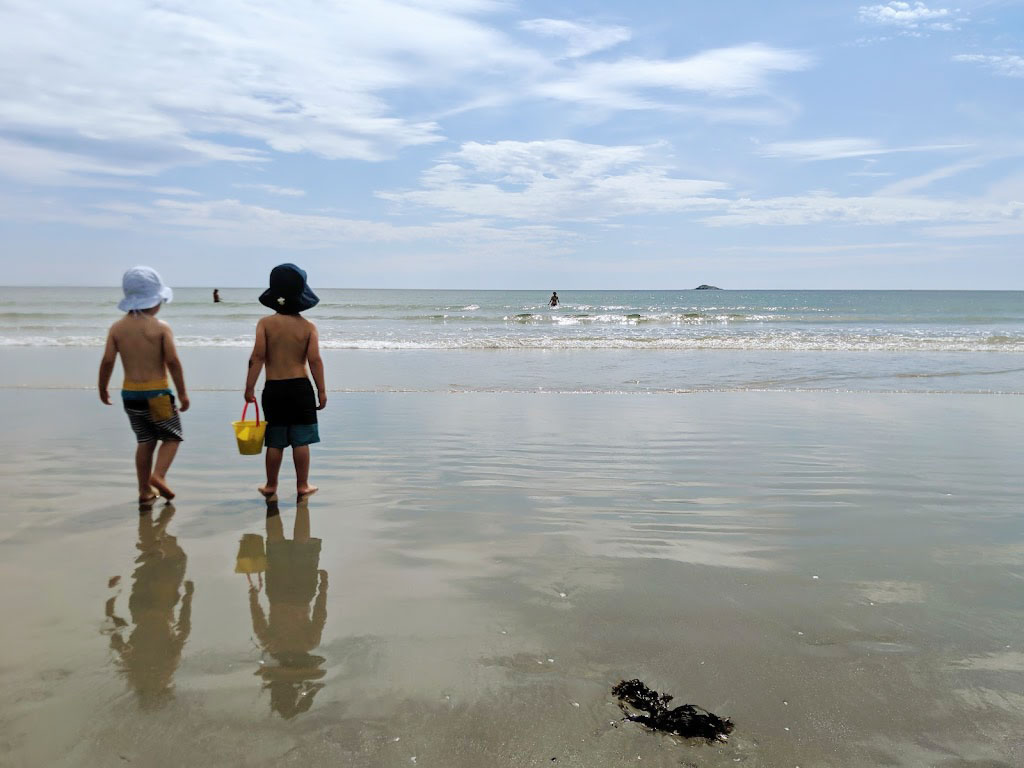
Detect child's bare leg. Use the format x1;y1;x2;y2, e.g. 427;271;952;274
135;442;157;500
260;447;283;498
150;440;180;500
294;445;317;498
294;500;310;542
266;503;285;542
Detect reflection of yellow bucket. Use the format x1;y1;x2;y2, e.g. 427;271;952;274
233;402;266;455
235;533;267;573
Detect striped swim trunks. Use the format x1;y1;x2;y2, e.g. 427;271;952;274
122;378;184;443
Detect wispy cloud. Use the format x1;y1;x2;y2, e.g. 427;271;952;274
377;139;728;220
8;194;571;253
953;53;1024;77
858;2;962;31
704;193;1023;229
759;137;969;161
519;18;631;58
534;44;812;111
877;158;983;195
233;183;306;197
0;2;813;192
152;187;202;197
0;137;149;186
0;0;534;173
719;242;918;254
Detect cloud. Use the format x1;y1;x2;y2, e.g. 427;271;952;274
718;242;918;254
378;138;1021;237
234;183;306;197
8;193;569;254
877;159;983;195
759;137;970;161
0;1;814;194
858;2;961;30
534;44;812;111
377;139;729;220
0;137;150;186
152;187;202;197
0;0;539;175
519;18;631;58
703;193;1023;228
953;53;1024;78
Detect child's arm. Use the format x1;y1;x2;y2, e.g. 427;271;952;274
98;329;118;405
174;580;194;645
163;325;190;412
311;570;328;645
249;586;270;648
244;319;267;403
307;322;326;409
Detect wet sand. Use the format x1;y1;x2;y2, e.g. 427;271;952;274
0;390;1021;767
2;346;1023;394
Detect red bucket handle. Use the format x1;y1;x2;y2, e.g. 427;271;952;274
241;401;261;425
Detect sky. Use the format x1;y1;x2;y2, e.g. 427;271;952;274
0;0;1022;289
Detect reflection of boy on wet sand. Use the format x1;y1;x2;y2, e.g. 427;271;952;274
105;506;193;709
248;500;328;719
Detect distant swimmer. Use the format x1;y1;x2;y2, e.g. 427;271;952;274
213;289;221;303
549;291;559;307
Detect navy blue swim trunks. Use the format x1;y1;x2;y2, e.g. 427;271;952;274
261;377;319;449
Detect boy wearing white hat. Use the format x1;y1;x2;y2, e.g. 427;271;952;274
99;266;190;505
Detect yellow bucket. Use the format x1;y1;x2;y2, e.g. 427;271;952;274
235;533;267;573
233;401;266;455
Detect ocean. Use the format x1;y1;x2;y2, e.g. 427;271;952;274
1;287;1022;393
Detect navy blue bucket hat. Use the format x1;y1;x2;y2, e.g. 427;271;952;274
259;264;319;314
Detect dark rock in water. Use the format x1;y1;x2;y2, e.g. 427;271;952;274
694;284;721;290
611;679;734;743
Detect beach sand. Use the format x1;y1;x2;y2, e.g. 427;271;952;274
0;389;1021;767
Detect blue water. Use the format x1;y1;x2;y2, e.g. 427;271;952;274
1;288;1021;393
2;288;1022;352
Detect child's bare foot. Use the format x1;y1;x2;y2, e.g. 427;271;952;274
150;475;175;500
297;485;318;501
139;487;158;504
258;485;278;501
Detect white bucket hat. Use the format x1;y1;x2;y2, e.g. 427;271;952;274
118;266;173;311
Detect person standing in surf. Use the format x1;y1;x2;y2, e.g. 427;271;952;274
244;264;326;501
549;291;559;307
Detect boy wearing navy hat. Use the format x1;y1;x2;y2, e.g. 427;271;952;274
244;264;326;501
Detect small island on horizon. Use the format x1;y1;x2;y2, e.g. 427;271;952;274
694;284;721;290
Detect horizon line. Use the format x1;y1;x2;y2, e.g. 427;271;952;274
2;285;1023;292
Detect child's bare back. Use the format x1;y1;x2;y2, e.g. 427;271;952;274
259;313;317;381
107;313;176;383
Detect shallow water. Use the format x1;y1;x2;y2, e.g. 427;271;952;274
2;287;1023;354
0;390;1021;767
5;287;1023;398
3;347;1024;394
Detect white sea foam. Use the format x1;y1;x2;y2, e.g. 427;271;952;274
1;288;1022;359
2;332;1023;352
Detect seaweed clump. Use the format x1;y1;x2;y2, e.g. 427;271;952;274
612;679;734;743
